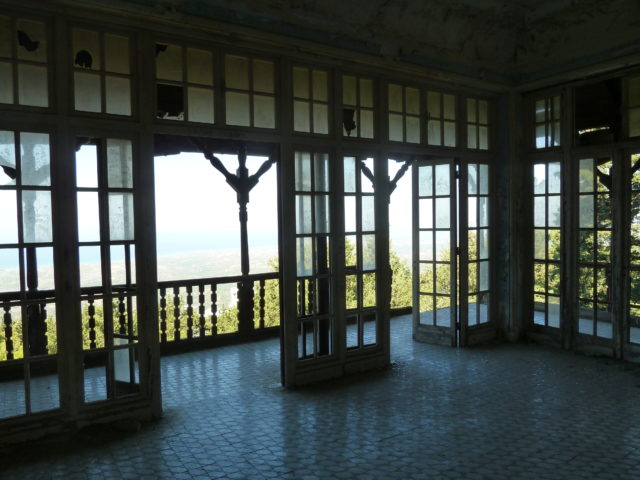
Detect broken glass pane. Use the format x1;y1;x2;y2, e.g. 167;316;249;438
0;16;10;58
74;71;101;112
0;62;13;104
225;55;249;90
76;144;98;188
72;29;100;71
22;190;52;243
253;94;275;128
105;34;129;74
105;76;131;116
108;192;135;241
344;196;356;233
187;87;214;124
16;19;46;63
187;48;213;85
107;139;133;189
156;83;184;120
156;44;182;81
20;132;50;186
0;130;16;186
0;248;20;292
18;64;48;107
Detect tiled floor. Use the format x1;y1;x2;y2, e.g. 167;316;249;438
3;314;640;479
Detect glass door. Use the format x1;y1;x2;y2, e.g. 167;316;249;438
412;159;457;346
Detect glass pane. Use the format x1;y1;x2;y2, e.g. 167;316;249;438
296;195;312;234
253;94;275;128
312;104;329;134
419;166;432;197
388;84;402;111
79;245;101;287
20;132;50;186
579;195;594;228
479;165;489;195
296;237;313;276
359;78;373;108
18;64;48;107
295;152;311;191
253;59;274;93
419;231;433;261
225;55;249;90
344;157;356;193
187;87;214;124
479;126;489;150
479;229;489;259
467;98;476;122
435;164;449;195
406;116;420;143
534;197;546;227
443;94;455;120
468;164;478;195
104;34;129;74
479;261;489;291
105;76;131;116
534;229;546;259
187;48;213;85
427;91;440;117
467;125;477;149
536;124;546;149
362;234;376;270
427;120;441;146
361;157;374;193
314;153;329;192
435;264;450;294
548;162;561;194
0;62;13;104
630;108;640;137
443;121;455;147
468;196;477;228
478;197;489;227
22;190;52;243
292;67;309;99
546;195;560;228
0;190;18;243
74;72;101;112
107;139;133;189
535;99;546;123
435;198;450;228
406;87;419;115
293;100;310;132
533;164;546;194
344;196;356;233
389;113;403;141
360;109;374;139
479;100;488;124
579;159;594;192
156;83;184;120
362;195;375;231
225;91;250;126
315;196;329;234
77;192;100;242
312;70;327;101
419;198;433;229
342;75;356;105
0;248;20;292
73;29;100;71
108;193;135;241
630;77;640;107
16;19;47;62
156;44;182;81
0;130;15;185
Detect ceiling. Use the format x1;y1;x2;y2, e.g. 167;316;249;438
100;0;640;83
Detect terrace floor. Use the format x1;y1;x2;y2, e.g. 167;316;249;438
3;314;640;479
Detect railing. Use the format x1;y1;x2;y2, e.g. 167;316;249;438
157;271;281;352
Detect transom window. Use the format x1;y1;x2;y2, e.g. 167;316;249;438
156;43;214;123
466;97;489;150
0;15;48;107
292;66;329;134
342;75;374;138
388;83;420;143
224;54;275;128
534;95;561;149
426;91;456;147
73;28;132;116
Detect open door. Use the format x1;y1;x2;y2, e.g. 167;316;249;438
412;158;457;346
412;158;496;347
